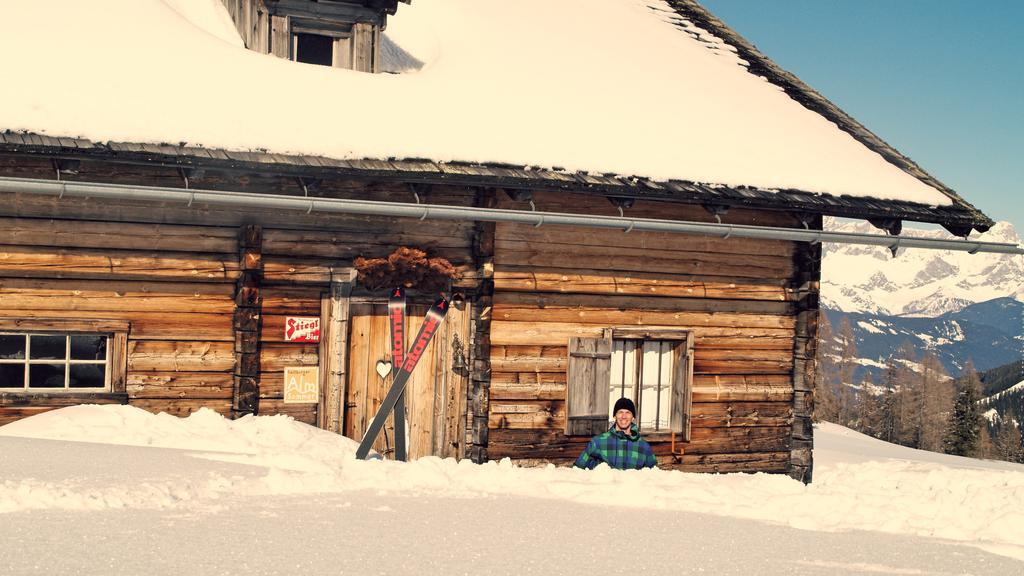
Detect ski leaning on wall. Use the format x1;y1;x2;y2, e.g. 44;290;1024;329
389;287;408;461
356;295;450;460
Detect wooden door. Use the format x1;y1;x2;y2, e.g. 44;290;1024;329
343;301;470;460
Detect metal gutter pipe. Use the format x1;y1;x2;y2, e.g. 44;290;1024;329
1;176;1021;255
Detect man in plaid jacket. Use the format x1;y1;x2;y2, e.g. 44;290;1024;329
574;397;657;470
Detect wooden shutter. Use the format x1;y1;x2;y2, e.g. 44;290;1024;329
670;332;695;441
565;336;611;436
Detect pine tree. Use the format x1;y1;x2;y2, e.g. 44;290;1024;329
857;373;884;438
813;313;839;422
918;353;953;452
978;424;997;459
891;341;922;448
881;380;899;444
993;420;1024;463
972;365;1023;463
835;318;858;427
944;361;983;457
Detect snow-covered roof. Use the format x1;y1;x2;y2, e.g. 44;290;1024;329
0;0;992;229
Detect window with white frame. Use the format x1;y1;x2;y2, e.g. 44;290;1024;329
0;333;110;391
610;339;675;432
566;329;694;439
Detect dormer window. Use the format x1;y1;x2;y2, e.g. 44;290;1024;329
294;32;335;67
287;19;377;71
222;1;395;73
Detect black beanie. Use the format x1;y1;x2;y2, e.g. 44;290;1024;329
613;397;636;417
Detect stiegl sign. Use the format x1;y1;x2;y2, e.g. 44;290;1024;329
284;316;320;342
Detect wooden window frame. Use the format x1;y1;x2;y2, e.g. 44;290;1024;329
566;327;694;442
290;20;354;68
0;318;128;404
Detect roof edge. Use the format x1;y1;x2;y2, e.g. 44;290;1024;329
665;0;993;231
0;132;990;234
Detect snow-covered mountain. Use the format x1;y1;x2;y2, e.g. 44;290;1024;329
823;298;1022;380
821;219;1023;317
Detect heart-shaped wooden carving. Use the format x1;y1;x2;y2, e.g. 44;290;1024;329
375;360;393;379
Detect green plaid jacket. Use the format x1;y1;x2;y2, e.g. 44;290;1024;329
573;423;657;470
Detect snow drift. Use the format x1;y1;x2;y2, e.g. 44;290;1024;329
2;405;1022;561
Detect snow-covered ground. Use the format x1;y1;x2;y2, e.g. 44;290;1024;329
2;406;1023;575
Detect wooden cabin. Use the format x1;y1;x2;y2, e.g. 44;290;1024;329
0;1;993;483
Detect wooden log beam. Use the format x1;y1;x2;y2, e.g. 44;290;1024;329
690;401;793;428
0;279;234;313
263;225;473;258
487;429;588;460
0;310;232;341
676;425;791;455
494;291;796;315
0;216;237;253
0;245;240;282
489;374;567;401
490;356;567;373
126;372;233;399
489;400;566;430
692;374;794;402
261;288;323;314
496;191;799;227
127;341;235;372
494;268;793;300
469;188;496;463
0;392;128;407
490;321;793;348
259;343;319;372
492;305;795;330
659;451;790;473
789;232;821;483
495;246;792;280
131;399;232;418
495;223;794;258
320;274;354;434
233;224;262;416
261;259;474;285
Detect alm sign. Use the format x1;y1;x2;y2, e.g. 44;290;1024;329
284;366;319;403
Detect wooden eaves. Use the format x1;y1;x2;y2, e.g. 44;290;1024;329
0;131;991;236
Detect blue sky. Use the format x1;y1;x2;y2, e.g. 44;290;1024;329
699;0;1023;234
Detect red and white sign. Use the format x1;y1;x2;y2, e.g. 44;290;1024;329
284;316;320;342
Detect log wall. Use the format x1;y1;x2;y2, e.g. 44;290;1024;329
0;160;478;436
0;218;238;423
487;191;805;474
0;156;820;475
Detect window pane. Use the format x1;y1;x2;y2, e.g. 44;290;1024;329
71;335;107;360
69;364;106;388
295;33;334;66
29;363;65;388
609;340;637;424
0;334;26;360
639;342;662;430
658;344;674;430
29;335;66;360
0;363;25;388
